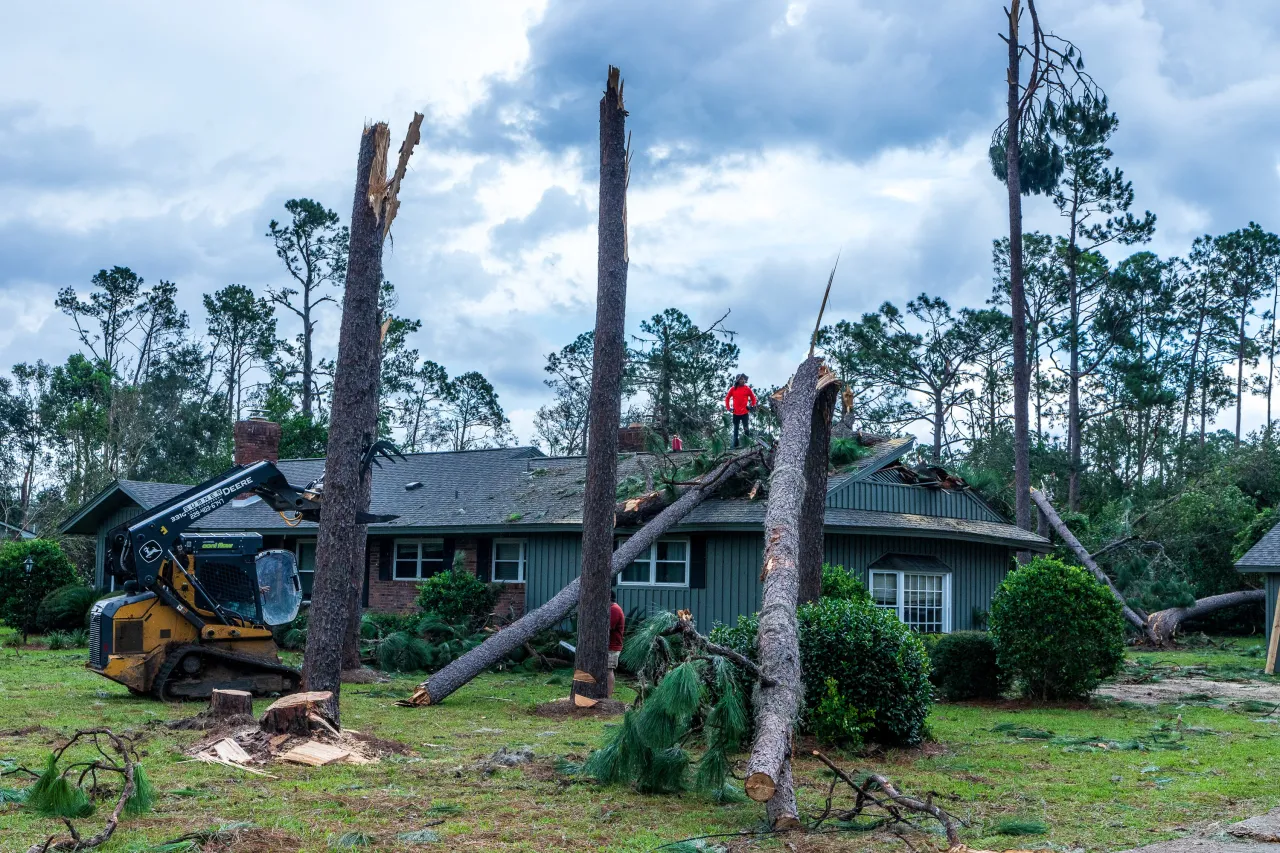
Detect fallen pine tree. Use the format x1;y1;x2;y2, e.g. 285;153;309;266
1031;487;1265;647
745;355;839;829
398;446;765;707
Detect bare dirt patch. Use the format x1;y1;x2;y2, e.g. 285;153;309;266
1096;676;1280;707
531;697;627;718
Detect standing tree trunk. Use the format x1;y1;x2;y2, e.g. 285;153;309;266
302;116;421;723
1005;2;1032;535
1237;301;1249;447
746;356;827;829
797;382;839;604
571;66;630;705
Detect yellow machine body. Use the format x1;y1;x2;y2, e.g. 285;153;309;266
89;551;299;698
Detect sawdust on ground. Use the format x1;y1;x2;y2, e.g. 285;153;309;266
531;696;627;718
1095;676;1280;706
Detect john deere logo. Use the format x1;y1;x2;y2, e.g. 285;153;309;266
139;540;162;562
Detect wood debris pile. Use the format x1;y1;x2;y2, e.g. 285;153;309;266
184;690;397;772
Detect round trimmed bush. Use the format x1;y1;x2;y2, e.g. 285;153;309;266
929;631;1008;701
989;556;1126;700
711;596;932;746
821;563;870;602
35;584;100;632
0;540;78;633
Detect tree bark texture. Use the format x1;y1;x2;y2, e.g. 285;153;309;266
209;688;253;719
1007;1;1032;535
572;66;630;704
302;115;421;721
1031;488;1264;646
402;449;762;707
745;356;824;828
797;382;839;604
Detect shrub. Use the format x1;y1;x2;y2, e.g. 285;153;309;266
415;568;499;630
0;540;78;634
989;556;1126;700
929;631;1008;701
35;584;100;632
711;596;932;746
360;612;418;640
821;563;870;602
810;676;875;749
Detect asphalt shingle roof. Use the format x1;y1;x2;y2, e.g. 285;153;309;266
1236;521;1280;571
65;439;1046;550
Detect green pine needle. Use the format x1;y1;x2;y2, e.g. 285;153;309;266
424;803;462;816
329;831;373;848
0;786;28;803
26;753;94;819
993;817;1049;836
621;610;677;672
124;763;155;816
636;746;690;794
396;828;442;843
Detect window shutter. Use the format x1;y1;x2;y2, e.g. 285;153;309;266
361;539;371;607
475;537;492;582
443;537;457;573
689;534;707;589
377;539;392;582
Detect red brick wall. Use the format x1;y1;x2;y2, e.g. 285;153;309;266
233;419;281;466
363;538;420;614
360;536;527;622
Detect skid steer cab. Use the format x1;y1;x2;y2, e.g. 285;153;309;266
90;532;304;699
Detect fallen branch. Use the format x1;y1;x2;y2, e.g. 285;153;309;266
667;610;774;687
811;750;962;848
400;448;764;706
1032;488;1265;646
23;729;141;853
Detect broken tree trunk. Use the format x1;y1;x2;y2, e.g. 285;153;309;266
745;356;826;829
260;691;337;736
1032;487;1265;646
572;65;630;705
302;115;422;724
209;689;252;720
401;449;762;707
797;381;839;604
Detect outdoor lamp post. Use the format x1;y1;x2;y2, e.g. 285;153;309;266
22;553;34;644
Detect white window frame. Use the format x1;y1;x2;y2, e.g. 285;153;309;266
869;569;951;634
393;538;446;581
617;537;691;588
295;539;317;601
491;538;527;583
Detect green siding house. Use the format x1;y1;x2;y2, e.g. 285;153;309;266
1234;524;1280;641
59;424;1047;634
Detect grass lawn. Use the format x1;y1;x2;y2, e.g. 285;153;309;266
2;634;1279;852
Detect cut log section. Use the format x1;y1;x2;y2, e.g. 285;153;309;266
209;689;253;719
280;740;351;767
260;691;337;736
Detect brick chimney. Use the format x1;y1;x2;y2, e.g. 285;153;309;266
618;423;646;453
234;414;282;467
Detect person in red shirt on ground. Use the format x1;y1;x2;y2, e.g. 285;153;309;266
724;373;758;448
608;589;625;697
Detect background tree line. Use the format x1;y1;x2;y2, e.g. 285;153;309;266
0;199;512;538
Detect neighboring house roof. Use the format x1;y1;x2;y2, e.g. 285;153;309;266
58;441;1048;551
1236;521;1280;571
0;520;37;539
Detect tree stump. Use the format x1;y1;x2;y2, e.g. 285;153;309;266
209;689;253;719
259;691;336;736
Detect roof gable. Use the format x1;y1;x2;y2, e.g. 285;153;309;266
1237;519;1280;571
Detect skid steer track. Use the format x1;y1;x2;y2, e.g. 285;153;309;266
152;644;301;700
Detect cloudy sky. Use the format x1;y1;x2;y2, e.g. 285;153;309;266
3;0;1280;444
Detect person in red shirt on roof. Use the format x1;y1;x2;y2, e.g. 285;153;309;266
608;588;625;697
724;373;758;448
